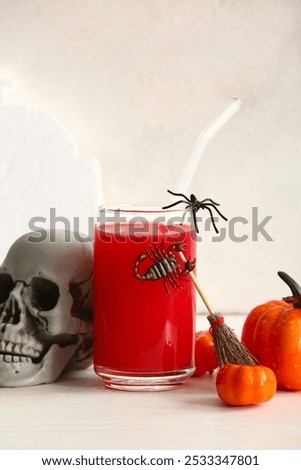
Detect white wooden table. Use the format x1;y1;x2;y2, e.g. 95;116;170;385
1;314;300;451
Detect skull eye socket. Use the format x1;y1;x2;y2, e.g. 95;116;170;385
30;277;60;311
0;273;15;303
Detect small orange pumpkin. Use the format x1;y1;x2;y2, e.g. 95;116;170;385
193;330;218;377
216;364;277;406
241;271;301;391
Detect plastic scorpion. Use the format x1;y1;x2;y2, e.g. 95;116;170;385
134;241;195;295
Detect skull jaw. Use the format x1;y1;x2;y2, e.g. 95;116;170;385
0;342;80;387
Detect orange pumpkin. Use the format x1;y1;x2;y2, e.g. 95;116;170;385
193;330;218;377
216;364;277;406
241;271;301;391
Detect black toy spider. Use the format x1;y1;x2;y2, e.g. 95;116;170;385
162;190;228;234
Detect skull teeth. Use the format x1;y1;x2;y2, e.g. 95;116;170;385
0;340;42;360
0;353;32;363
13;343;22;354
4;354;12;363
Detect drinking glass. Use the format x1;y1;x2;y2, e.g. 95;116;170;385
93;205;196;391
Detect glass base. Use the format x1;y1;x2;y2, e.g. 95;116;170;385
94;366;195;391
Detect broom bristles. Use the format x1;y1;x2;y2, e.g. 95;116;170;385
207;313;258;367
176;249;258;367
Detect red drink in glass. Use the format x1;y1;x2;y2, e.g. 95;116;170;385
94;207;196;390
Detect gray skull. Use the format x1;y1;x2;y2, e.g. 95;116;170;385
0;230;93;387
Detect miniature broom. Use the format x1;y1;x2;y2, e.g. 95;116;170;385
177;249;257;367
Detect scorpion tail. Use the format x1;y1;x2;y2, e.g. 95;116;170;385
134;254;147;280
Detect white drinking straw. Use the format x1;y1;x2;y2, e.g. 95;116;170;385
173;98;242;200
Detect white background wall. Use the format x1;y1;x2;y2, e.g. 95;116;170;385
0;0;300;314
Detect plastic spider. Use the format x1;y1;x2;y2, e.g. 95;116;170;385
162;190;228;234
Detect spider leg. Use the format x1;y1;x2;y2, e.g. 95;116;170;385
199;198;220;206
204;203;228;221
203;206;219;233
192;209;199;233
162;200;189;210
166;190;191;203
213;207;228;221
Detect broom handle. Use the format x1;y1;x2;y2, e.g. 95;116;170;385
178;251;216;315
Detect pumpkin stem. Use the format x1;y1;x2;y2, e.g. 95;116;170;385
283;295;301;309
278;271;301;296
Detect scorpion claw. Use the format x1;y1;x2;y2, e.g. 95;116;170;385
172;242;187;252
182;257;196;275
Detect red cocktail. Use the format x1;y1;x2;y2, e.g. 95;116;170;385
94;207;196;390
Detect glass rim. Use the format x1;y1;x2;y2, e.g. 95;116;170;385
98;204;191;215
